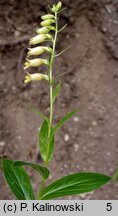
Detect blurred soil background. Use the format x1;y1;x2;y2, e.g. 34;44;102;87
0;0;118;199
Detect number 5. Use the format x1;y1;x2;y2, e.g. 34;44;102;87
106;203;112;211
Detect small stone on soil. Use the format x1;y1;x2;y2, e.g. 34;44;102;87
17;135;22;140
0;141;5;147
74;144;79;152
73;116;79;122
92;121;97;126
64;164;68;168
14;30;21;37
64;134;70;142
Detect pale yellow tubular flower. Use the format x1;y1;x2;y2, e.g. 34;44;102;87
41;19;55;27
29;34;52;45
24;58;48;69
29;34;46;45
41;14;55;20
24;73;49;84
36;26;55;34
36;27;50;34
28;46;52;57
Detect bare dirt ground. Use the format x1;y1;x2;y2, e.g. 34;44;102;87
0;0;118;199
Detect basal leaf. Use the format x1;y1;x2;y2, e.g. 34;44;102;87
39;120;55;162
2;159;34;200
51;109;79;136
40;172;111;199
14;161;50;180
52;81;61;103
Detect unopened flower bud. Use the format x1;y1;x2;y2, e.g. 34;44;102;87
41;14;55;20
24;73;49;84
24;58;48;69
55;2;62;12
51;4;56;13
28;46;52;56
41;19;55;27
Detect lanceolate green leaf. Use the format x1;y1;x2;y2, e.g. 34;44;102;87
52;81;61;103
39;120;49;162
51;109;79;136
2;159;34;200
14;161;50;180
40;172;111;200
39;120;54;162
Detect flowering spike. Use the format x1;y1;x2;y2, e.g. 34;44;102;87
41;19;55;27
24;73;49;84
24;58;48;69
41;14;55;20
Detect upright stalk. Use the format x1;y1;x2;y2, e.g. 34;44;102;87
38;12;58;199
46;11;58;165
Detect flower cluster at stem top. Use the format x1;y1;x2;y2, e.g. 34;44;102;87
24;2;62;84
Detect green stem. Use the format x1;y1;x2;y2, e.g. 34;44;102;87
46;11;58;165
37;12;58;200
37;178;45;200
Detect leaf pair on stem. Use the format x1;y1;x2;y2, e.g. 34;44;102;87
2;159;111;200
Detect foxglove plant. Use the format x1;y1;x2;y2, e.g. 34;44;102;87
2;2;111;200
